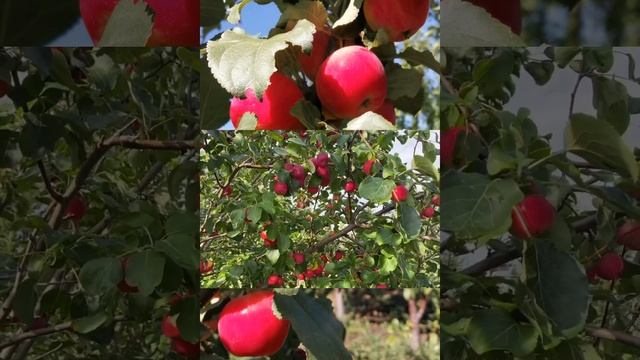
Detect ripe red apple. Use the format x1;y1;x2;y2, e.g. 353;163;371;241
79;0;198;46
441;126;467;168
267;274;284;287
421;207;436;219
64;196;87;220
171;337;199;358
391;185;408;202
313;264;324;276
375;284;388;289
296;273;305;280
375;99;396;124
274;180;289;196
199;261;214;274
468;0;522;35
308;185;319;194
616;220;640;250
510;195;556;239
261;231;277;248
222;185;233;197
304;269;315;279
363;0;429;41
162;314;180;338
292;252;305;265
298;30;331;80
230;72;305;130
595;253;624;280
316;46;387;119
313;153;330;168
431;194;440;207
363;159;376;175
218;291;291;357
333;250;344;261
285;164;307;185
344;181;357;193
320;254;330;263
0;80;11;97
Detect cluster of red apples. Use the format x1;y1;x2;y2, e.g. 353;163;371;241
79;0;198;46
161;299;199;358
229;0;429;130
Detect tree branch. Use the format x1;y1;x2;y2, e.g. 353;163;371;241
586;325;640;349
36;161;63;203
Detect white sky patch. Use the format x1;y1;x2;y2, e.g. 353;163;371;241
391;130;440;168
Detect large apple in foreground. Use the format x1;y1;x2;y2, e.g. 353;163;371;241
218;290;291;357
363;0;429;41
468;0;522;35
316;46;387;119
230;72;305;130
79;0;198;46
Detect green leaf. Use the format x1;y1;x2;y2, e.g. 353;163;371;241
523;60;554;86
72;312;109;334
79;257;122;295
200;63;231;130
358;177;396;203
266;249;280;264
12;279;37;325
274;292;351;360
441;172;523;242
97;0;153;46
398;202;421;238
156;234;198;270
0;1;79;45
176;296;199;343
466;309;538;356
124;251;165;296
564;113;639;182
206;20;315;97
591;77;629;134
523;241;589;337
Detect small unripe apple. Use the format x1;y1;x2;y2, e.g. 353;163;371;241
616;220;640;250
344;181;357;193
333;250;344;261
595;253;624;280
431;194;440;207
421;207;436;219
298;30;331;80
363;0;429;41
468;0;522;35
222;185;233;197
79;0;198;46
510;195;556;239
267;274;284;287
274;180;289;196
316;46;387;119
391;185;408;202
0;80;11;97
65;196;87;220
230;72;305;130
363;159;376;175
161;314;180;338
218;291;291;357
292;252;305;265
375;99;396;124
441;126;468;168
171;337;199;358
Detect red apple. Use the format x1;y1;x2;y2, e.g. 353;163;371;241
292;252;305;265
333;250;344;261
441;126;467;168
391;185;408;202
313;153;330;168
510;195;556;239
344;181;357;193
617;220;640;250
267;274;284;287
199;261;214;274
375;99;396;124
467;0;522;35
218;291;291;357
222;185;233;197
274;180;289;196
316;46;387;119
363;0;429;41
171;337;199;358
79;0;198;46
64;196;87;220
595;253;624;281
118;257;139;293
230;72;305;130
363;159;376;175
261;231;278;248
308;185;319;194
375;284;388;289
298;30;331;80
162;314;180;338
304;269;315;279
320;254;330;263
431;194;440;207
0;80;11;97
421;207;436;219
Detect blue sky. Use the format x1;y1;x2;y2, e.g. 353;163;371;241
206;2;438;130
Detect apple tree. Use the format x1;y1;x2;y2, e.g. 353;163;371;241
0;47;201;359
200;131;440;289
200;0;439;130
440;47;640;358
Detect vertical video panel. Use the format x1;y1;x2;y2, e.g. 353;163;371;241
439;47;640;358
200;289;439;359
200;0;437;131
200;131;440;289
0;47;200;358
